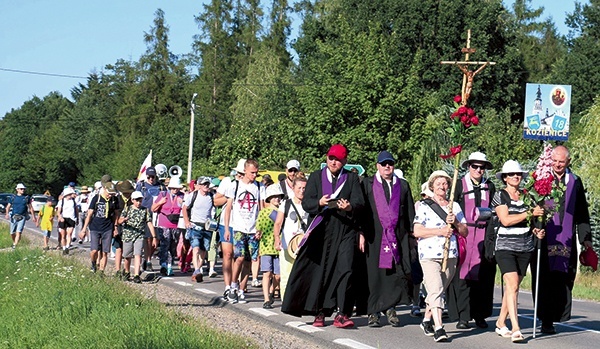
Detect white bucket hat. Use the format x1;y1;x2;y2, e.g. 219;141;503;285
16;183;26;189
167;176;184;189
461;151;493;170
495;160;528;181
265;184;284;202
232;158;246;174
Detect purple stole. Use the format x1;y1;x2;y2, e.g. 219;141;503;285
297;168;348;250
460;176;490;280
545;173;576;273
372;175;401;269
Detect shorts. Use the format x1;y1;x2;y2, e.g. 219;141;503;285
190;227;212;251
260;255;280;275
9;216;26;234
218;225;234;244
90;229;112;253
233;232;259;261
58;218;77;229
123;239;144;258
43;230;52;238
112;234;123;249
495;249;532;277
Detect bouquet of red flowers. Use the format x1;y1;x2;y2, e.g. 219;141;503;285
440;95;480;159
523;142;565;225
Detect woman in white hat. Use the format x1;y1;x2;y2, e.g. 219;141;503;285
491;160;545;342
414;170;468;342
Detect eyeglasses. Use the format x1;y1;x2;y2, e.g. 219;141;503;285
470;164;486;170
379;160;395;168
287;168;298;173
505;172;522;177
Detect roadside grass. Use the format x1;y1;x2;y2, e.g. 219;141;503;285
494;265;600;302
0;231;255;348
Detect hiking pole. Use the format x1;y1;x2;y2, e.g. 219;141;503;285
532;236;541;339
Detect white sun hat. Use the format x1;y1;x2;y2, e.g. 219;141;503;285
495;160;528;181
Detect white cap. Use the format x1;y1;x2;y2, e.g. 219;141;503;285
63;188;76;196
286;160;300;170
131;191;143;200
16;183;26;189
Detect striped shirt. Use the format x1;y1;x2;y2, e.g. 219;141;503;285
491;189;533;252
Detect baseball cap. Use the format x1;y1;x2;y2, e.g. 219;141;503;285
146;167;157;177
327;144;348;160
377;151;395;164
196;176;211;185
286;160;300;170
131;191;143;200
103;182;117;194
68;181;76;187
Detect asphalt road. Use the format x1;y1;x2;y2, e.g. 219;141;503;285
9;216;600;349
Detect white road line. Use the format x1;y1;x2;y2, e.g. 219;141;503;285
173;281;193;287
519;315;600;335
286;321;324;333
195;288;216;294
333;338;377;349
249;308;278;317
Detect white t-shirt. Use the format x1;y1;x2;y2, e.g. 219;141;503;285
413;201;466;259
217;177;234;225
57;197;78;220
278;199;309;247
184;191;213;224
225;180;265;234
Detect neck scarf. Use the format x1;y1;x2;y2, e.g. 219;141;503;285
373;173;401;269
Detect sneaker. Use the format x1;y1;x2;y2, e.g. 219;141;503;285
420;321;435;336
209;269;218;278
313;313;325;327
541;322;557;334
251;279;261;287
410;306;422;317
434;327;448;342
72;237;77;243
368;314;381;327
333;313;354;328
147;261;154;271
11;244;16;249
78;239;83;244
238;292;247;304
263;301;273;309
228;289;239;304
166;266;174;276
223;289;230;302
456;320;470;329
191;270;203;283
160;265;168;276
386;308;401;327
123;272;131;281
90;262;97;273
133;275;141;284
115;270;123;280
62;248;69;255
142;261;147;271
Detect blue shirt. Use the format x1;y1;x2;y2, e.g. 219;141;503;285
9;194;29;215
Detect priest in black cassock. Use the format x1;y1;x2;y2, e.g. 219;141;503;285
281;144;364;329
358;151;414;328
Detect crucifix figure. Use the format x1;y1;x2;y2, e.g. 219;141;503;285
441;29;496;106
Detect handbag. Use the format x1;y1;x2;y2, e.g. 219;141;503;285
422;199;467;266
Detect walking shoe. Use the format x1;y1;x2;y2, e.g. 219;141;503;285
420;320;435;336
434;327;448;342
251;279;261;287
115;270;123;280
90;262;97;273
541;322;557;334
160;265;168;276
132;275;141;284
333;313;354;328
222;289;230;302
228;289;239;304
209;269;218;278
386;308;401;327
146;261;154;271
456;320;470;329
62;248;69;255
72;237;77;243
474;318;488;328
263;301;273;309
313;313;325;327
238;291;247;304
191;269;203;283
142;261;147;271
12;244;16;249
367;313;381;327
410;306;422;317
123;272;131;281
166;265;174;276
78;239;83;244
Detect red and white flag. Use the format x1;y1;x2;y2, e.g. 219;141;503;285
136;150;152;183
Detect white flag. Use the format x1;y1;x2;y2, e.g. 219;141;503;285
136;150;152;183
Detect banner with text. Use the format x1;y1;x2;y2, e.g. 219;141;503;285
523;83;571;141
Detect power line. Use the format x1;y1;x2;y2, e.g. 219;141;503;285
0;67;88;79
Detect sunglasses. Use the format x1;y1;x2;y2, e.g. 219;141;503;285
470;164;486;170
504;172;522;177
379;160;395;167
287;168;298;173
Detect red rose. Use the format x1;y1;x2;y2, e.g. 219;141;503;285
460;115;469;123
457;106;467;115
467;108;475;117
454;95;462;103
470;116;479;125
440;144;463;159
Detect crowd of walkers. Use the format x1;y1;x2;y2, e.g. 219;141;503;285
6;143;593;343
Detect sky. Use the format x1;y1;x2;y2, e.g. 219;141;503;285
0;0;587;118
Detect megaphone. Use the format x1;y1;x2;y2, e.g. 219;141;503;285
155;164;168;180
169;165;182;178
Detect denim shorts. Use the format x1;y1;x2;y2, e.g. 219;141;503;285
233;232;259;261
9;216;26;234
218;224;234;244
190;227;213;251
260;255;280;274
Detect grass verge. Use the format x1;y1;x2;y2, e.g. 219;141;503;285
0;228;255;348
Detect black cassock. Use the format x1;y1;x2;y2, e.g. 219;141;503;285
359;176;414;314
281;168;364;317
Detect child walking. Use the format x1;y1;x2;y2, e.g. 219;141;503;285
36;197;56;250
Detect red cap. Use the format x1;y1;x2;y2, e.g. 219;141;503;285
580;248;598;271
327;144;348;160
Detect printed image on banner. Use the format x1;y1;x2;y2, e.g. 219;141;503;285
523;83;571;141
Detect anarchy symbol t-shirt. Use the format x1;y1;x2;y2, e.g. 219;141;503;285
225;180;265;234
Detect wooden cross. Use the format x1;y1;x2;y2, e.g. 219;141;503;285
441;29;496;106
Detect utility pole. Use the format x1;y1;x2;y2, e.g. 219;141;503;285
187;93;197;184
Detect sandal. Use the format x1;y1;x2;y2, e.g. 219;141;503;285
495;326;512;338
511;330;524;343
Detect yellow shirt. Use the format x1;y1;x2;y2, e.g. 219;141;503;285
38;205;55;231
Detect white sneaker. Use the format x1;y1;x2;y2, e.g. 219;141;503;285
251;279;261;287
238;291;247;304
